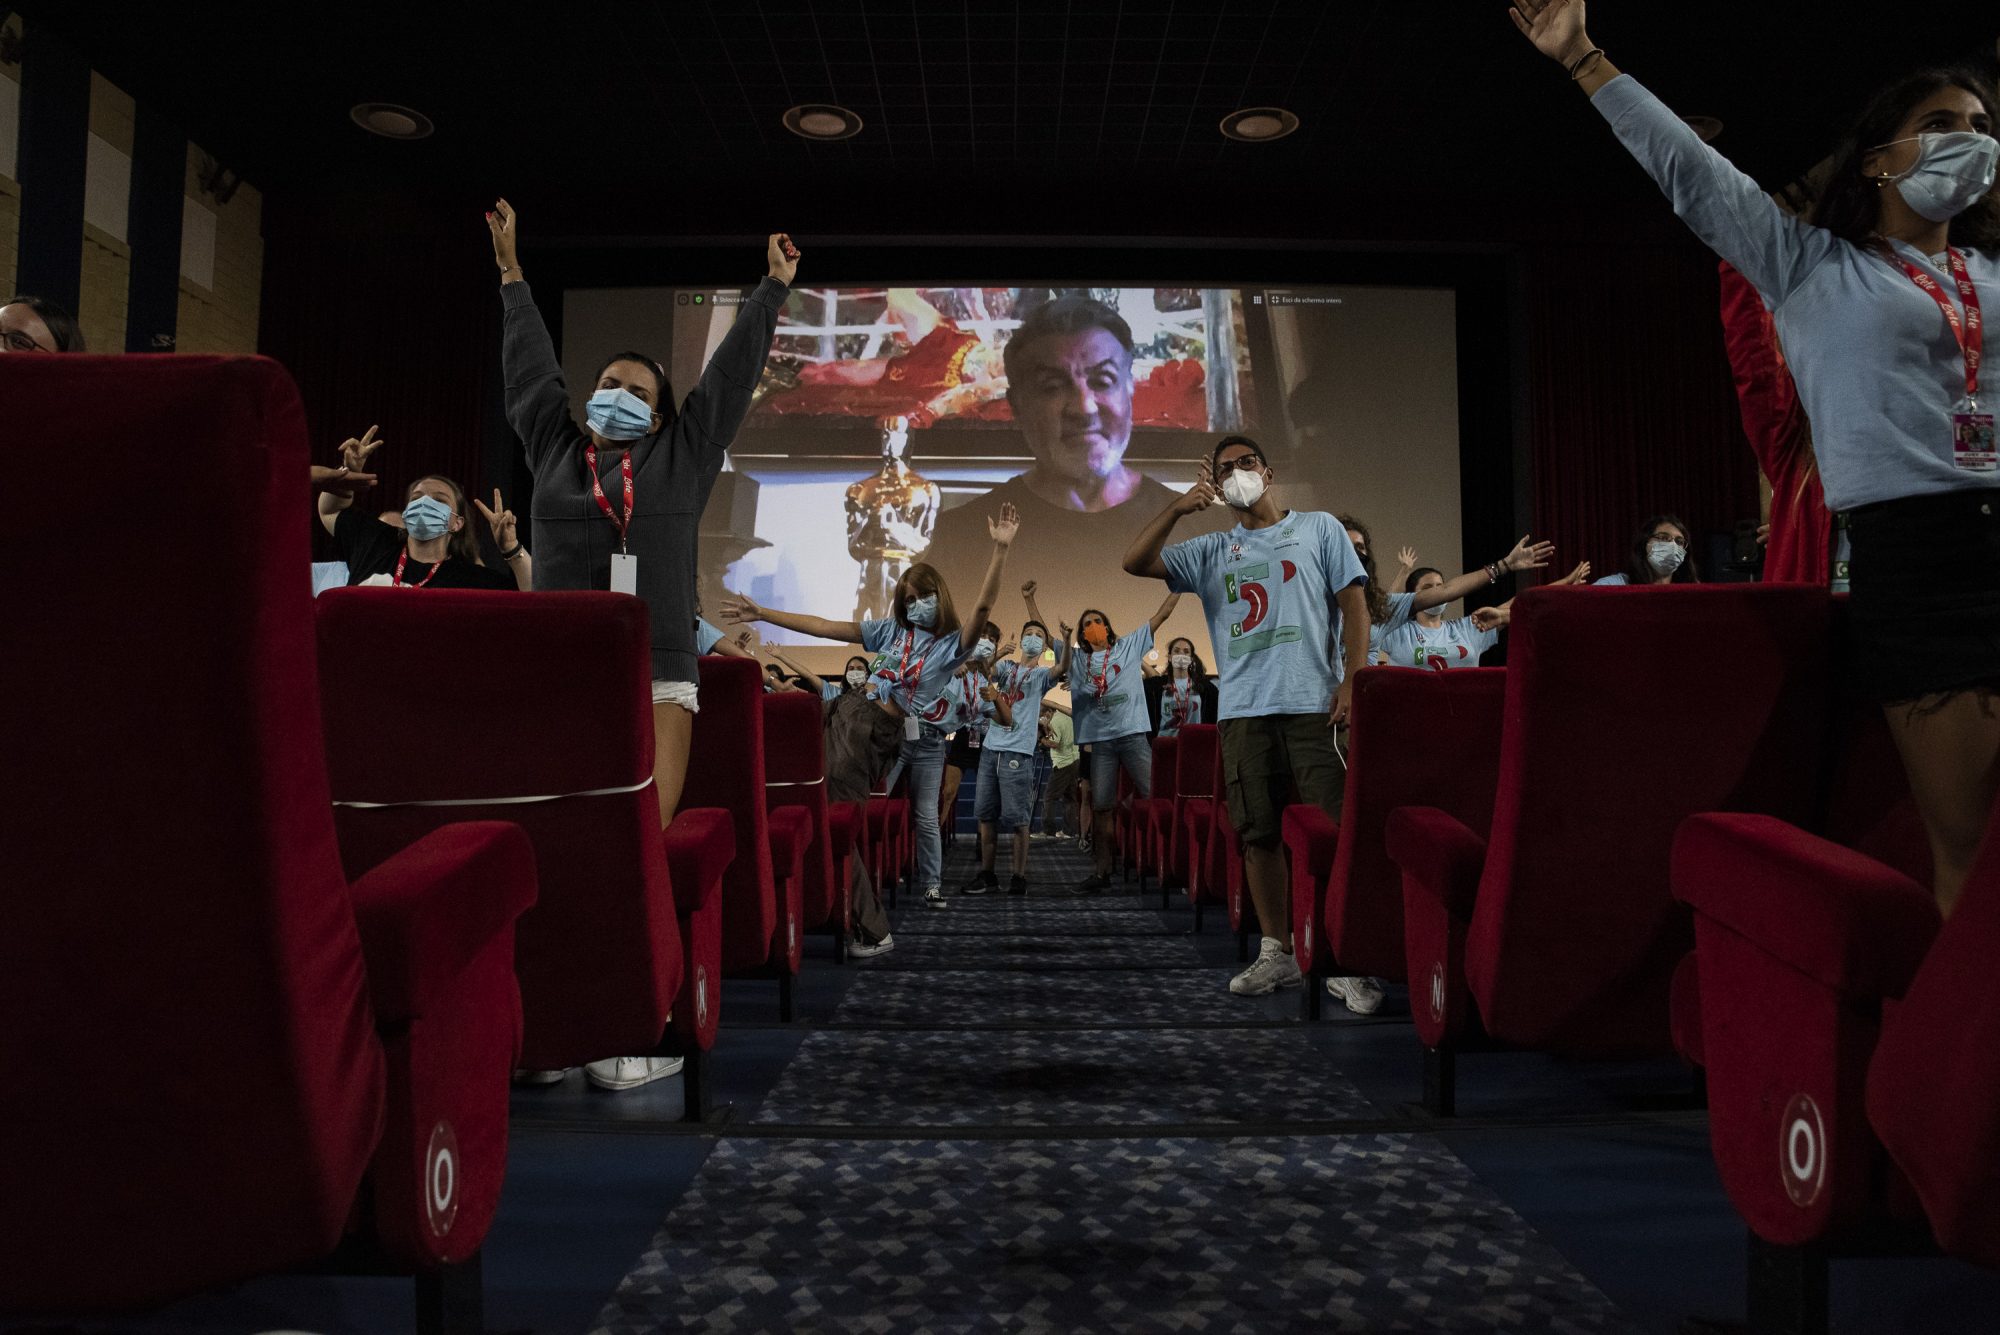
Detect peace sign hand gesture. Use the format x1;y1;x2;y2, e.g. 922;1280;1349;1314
338;424;385;478
472;488;517;551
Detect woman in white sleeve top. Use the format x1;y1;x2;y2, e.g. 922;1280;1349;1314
1509;0;2000;916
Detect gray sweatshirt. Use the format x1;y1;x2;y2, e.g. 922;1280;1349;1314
501;277;786;682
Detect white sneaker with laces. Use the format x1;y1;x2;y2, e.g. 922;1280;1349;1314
849;933;896;959
1229;938;1303;996
924;886;948;909
583;1055;685;1091
1326;975;1386;1015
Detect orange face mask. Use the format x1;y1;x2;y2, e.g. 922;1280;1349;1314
1083;623;1109;648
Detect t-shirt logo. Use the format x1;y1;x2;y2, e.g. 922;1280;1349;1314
1223;560;1304;658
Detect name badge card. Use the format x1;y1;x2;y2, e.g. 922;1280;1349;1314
1952;407;1997;473
610;553;639;596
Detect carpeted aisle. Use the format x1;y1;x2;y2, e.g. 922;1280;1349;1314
588;841;1642;1333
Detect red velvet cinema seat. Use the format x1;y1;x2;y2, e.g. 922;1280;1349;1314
1175;724;1223;929
1286;667;1508;1021
318;589;733;1119
1132;733;1181;907
1387;584;1835;1116
762;689;851;964
0;354;536;1331
689;656;801;1018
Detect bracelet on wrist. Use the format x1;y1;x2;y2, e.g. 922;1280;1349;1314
500;544;524;560
1567;47;1606;81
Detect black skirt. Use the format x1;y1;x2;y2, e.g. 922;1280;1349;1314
1847;487;2000;703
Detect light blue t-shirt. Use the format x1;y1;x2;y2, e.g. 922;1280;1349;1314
1593;574;1631;587
1375;616;1500;671
1593;75;2000;511
695;618;727;655
937;664;1000;734
1162;509;1369;721
311;562;350;597
986;661;1055;753
860;617;972;725
1068;623;1154;742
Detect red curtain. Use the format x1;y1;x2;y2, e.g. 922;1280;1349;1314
259;194;505;560
1525;240;1761;580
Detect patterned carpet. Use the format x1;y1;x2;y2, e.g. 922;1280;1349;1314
594;842;1640;1333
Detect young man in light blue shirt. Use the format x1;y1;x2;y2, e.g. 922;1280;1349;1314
968;588;1074;895
1124;435;1369;997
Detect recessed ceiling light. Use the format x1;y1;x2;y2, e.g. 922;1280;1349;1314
1681;114;1724;143
783;103;864;141
1220;106;1300;143
350;102;434;140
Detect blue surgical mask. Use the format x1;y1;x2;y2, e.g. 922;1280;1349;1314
906;593;939;629
1020;635;1045;658
1885;131;2000;223
586;387;656;441
973;639;995;660
403;494;454;541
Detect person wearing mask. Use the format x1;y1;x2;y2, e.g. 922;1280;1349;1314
491;198;796;827
818;656;904;958
1594;516;1701;585
1123;435;1368;997
941;624;1009;849
722;505;1018;911
314;426;515;591
967;583;1074;894
1145;636;1219;738
1038;702;1081;842
1341;518;1556;646
1509;0;2000;917
1376;561;1592;671
0;295;86;353
1066;590;1183;895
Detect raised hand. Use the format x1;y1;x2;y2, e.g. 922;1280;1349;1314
1473;606;1514;632
1507;0;1591;66
979;683;1004;703
1398;545;1418;568
718;591;762;625
989;501;1020;546
310;463;377;496
472;487;518;550
1175;459;1217;514
486;198;520;275
1555;559;1592;586
767;232;801;285
997;640;1017;661
1501;534;1556;573
1020;579;1037;600
340;424;385;475
735;626;764;654
1058;620;1074;646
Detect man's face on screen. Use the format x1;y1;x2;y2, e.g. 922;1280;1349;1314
1007;328;1134;489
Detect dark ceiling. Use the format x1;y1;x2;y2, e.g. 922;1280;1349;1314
24;1;2000;247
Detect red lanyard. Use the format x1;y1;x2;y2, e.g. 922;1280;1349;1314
961;670;980;723
1090;649;1112;699
1881;243;1984;407
583;443;635;551
895;629;934;691
392;549;443;588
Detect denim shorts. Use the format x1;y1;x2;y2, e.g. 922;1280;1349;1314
974;746;1036;828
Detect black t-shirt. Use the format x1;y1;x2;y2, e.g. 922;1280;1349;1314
334;509;515;591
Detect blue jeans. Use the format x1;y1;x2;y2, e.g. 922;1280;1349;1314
899;728;947;892
1087;731;1152;808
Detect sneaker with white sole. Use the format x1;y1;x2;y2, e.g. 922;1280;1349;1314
512;1067;571;1086
923;886;948;909
583;1055;685;1091
849;933;895;959
1229;939;1304;996
1326;975;1386;1015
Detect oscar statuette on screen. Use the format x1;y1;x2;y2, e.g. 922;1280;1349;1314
845;415;939;621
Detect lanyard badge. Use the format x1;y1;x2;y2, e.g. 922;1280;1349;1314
1883;244;1993;471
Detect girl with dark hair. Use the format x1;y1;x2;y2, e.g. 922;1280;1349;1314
1594;515;1702;586
1066;590;1182;894
490;198;798;827
941;621;1009;856
312;426;514;591
722;505;1019;916
1509;0;2000;916
1145;635;1219;737
1340;516;1557;633
0;295;85;353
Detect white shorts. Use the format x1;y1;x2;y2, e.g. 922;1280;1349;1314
651;680;700;712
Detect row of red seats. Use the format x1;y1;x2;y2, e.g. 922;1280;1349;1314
0;356;917;1332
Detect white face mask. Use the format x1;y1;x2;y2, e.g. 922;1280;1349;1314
1169;653;1192;672
1418;591;1447;617
1879;130;2000;223
973;639;995;660
1220;467;1266;509
845;668;868;687
1647;540;1687;576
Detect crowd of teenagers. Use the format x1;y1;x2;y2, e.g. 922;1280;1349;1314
6;0;1995;1072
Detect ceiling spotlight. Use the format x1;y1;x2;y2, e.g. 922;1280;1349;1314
1681;114;1724;143
350;103;435;140
1220;107;1300;143
783;103;864;141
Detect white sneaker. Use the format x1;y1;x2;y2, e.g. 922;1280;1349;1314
849;933;896;959
924;886;948;909
1229;939;1303;996
1326;975;1386;1016
512;1067;571;1086
583;1055;685;1091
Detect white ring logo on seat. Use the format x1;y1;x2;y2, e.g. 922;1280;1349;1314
1429;964;1447;1023
424;1120;460;1238
1781;1092;1828;1207
695;966;710;1029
